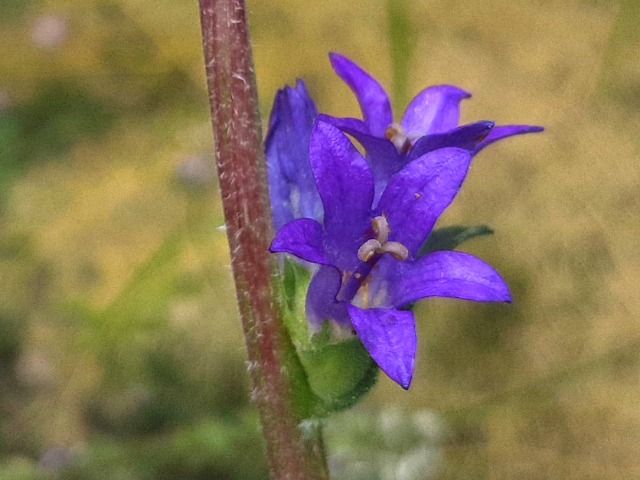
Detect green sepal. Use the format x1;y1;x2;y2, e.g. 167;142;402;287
279;258;378;415
283;257;309;311
281;258;311;345
298;328;378;414
420;224;494;256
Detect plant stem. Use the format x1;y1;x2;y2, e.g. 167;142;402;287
197;1;329;478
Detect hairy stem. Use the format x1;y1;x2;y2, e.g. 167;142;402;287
197;1;329;478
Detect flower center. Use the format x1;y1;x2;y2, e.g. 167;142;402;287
357;216;409;262
338;216;409;304
385;123;412;154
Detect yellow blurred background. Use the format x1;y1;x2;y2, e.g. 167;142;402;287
1;0;639;478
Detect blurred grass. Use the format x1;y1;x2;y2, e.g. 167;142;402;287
1;0;640;478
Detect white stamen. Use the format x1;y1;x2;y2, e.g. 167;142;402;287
358;239;382;262
356;216;410;263
385;123;411;154
372;215;390;245
382;241;409;261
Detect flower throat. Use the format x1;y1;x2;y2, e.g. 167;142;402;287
337;216;409;304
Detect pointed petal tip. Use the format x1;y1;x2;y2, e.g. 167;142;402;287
477;120;496;130
459;88;472;99
328;51;347;65
293;78;308;89
489;273;512;304
394;362;414;390
282;80;303;98
504;290;513;303
278;78;312;99
269;79;317;129
400;374;413;390
501;124;544;134
437;84;472;99
347;306;417;392
327;52;393;137
268;233;286;254
329;52;351;73
268;237;288;254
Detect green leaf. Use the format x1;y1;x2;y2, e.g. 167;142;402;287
420;225;494;256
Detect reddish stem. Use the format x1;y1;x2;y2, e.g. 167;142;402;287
197;1;329;478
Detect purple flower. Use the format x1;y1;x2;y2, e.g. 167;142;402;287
266;80;322;231
270;121;511;389
322;53;543;198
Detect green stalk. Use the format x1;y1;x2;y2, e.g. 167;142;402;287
197;1;329;478
387;0;416;107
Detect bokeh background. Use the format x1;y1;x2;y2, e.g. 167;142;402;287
1;0;639;478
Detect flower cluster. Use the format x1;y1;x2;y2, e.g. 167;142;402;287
267;54;542;389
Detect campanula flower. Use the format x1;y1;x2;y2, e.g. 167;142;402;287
270;121;511;389
322;53;543;198
265;80;322;231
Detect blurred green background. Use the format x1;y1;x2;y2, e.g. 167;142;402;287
1;0;639;478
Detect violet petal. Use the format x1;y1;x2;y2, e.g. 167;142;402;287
375;147;472;254
473;124;544;155
320;114;403;197
407;121;495;162
318;114;369;137
269;218;330;266
347;305;416;389
386;250;512;307
401;85;470;137
311;121;374;271
306;266;351;330
329;53;393;138
265;80;321;229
